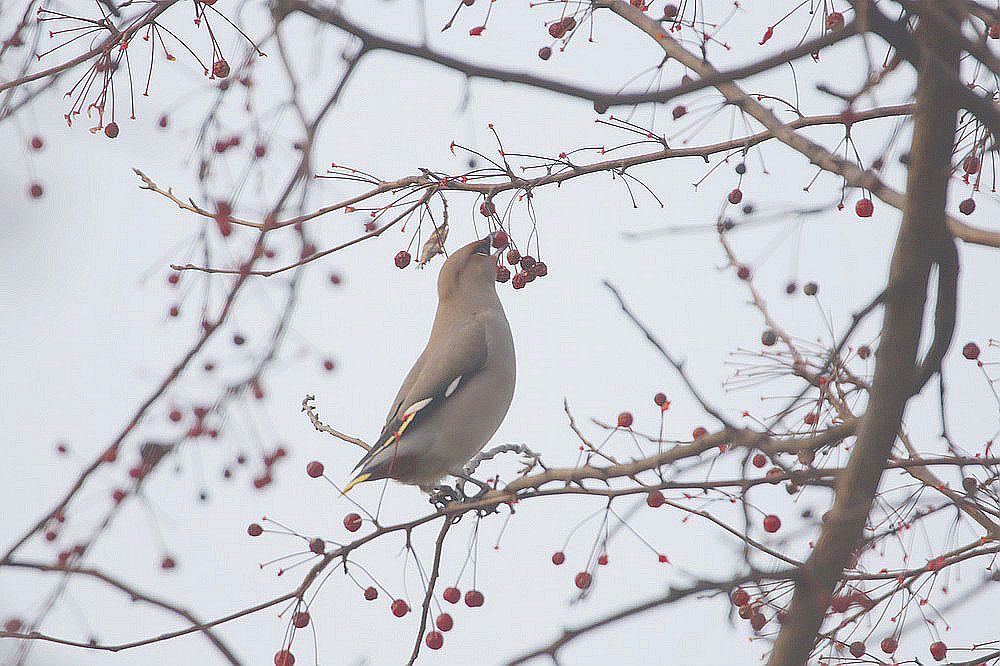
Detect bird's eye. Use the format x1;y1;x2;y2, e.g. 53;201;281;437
473;243;491;256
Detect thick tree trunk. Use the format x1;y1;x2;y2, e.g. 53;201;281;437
766;8;961;666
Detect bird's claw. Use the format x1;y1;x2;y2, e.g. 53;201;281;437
427;483;461;508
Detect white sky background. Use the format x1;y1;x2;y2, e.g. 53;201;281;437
2;1;999;665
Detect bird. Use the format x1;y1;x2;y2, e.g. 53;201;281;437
342;234;516;494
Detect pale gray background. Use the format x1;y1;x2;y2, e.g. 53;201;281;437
2;2;998;664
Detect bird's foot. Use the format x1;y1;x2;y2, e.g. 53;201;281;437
427;483;461;508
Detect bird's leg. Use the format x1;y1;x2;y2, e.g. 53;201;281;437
426;483;460;508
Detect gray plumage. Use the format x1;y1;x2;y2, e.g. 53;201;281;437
345;235;515;492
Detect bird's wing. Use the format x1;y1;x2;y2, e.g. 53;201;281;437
354;317;488;472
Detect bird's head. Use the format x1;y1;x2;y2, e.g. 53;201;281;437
437;234;502;302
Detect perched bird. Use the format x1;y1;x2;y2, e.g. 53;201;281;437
343;234;516;493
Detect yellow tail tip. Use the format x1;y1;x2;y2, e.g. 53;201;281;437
341;473;371;496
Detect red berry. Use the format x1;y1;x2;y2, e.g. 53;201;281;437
763;514;781;533
425;631;444;650
825;11;844;30
880;637;898;654
736;265;751;280
233;333;246;346
30;136;43;150
732;588;750;607
104;122;119;139
391;599;409;617
752;453;767;468
45;530;57;541
750;613;766;631
168;305;179;317
728;188;743;204
506;248;521;265
511;273;527;289
963;342;981;360
496;265;511;283
479;200;496;217
663;3;678;18
309;538;325;554
548;21;566;38
617;411;634;428
561;16;576;30
254;144;266;158
167;272;180;285
29;183;43;198
574;571;592;589
464;590;484;607
161;556;176;569
804;412;818;425
274;650;295;666
247;523;263;537
959;198;976;215
692;427;707;439
343;513;362;532
761;329;777;346
855;198;874;217
991;22;1000;39
213;59;230;78
551;551;566;565
394;251;411;269
323;359;335;371
443;587;460;604
3;618;23;633
158;115;169;128
112;488;127;503
169;409;183;423
520;255;536;271
328;273;342;285
597;554;609;566
292;611;310;628
672;105;687;120
306;461;324;478
364;586;378;600
436;613;453;632
658;553;669;563
538;46;552;60
492;230;509;248
646;490;665;508
857;345;871;359
849;641;865;658
654;392;668;406
963;155;981;174
930;641;947;661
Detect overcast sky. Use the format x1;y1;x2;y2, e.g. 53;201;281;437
2;2;999;665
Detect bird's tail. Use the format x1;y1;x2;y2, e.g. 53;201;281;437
341;472;371;495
